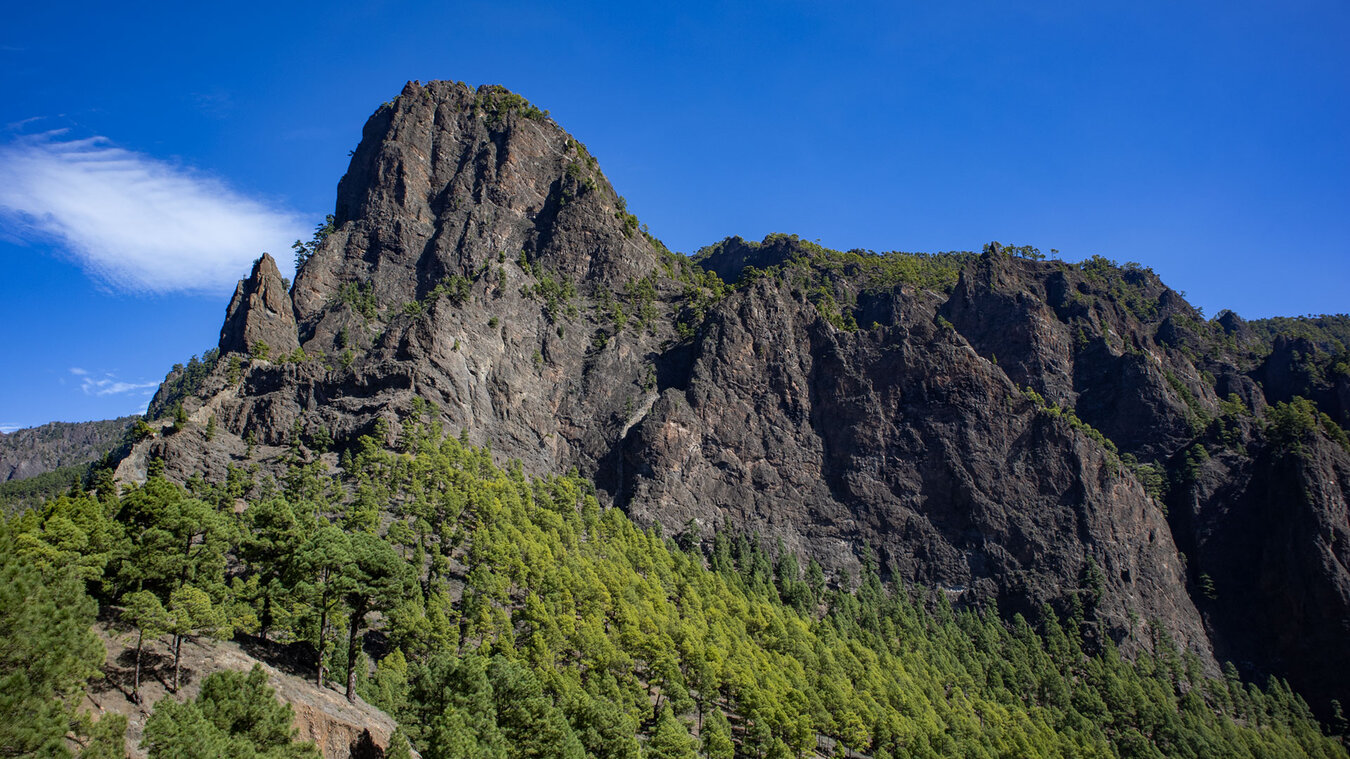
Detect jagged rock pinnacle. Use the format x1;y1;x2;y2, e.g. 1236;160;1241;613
219;252;299;357
292;80;658;349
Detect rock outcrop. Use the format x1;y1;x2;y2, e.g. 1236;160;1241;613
619;260;1207;654
119;81;1350;718
219;252;300;357
88;626;401;759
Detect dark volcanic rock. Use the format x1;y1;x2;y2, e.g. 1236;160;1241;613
122;81;681;488
691;235;801;283
219;252;300;357
1171;418;1350;717
620;275;1205;653
294;81;658;350
940;252;1204;464
119;80;1350;717
1257;335;1350;428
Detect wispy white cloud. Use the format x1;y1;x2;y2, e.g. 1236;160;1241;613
0;132;307;293
0;424;21;434
73;368;158;397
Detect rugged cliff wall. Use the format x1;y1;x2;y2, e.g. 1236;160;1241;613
117;81;1350;717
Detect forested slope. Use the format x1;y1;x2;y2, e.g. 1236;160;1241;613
0;416;137;513
5;416;1345;757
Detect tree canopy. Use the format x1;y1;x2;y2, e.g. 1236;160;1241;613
4;418;1347;758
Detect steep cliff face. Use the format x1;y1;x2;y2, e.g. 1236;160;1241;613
132;81;683;488
294;80;660;346
218;252;300;357
1175;410;1350;719
120;81;1350;716
619;267;1206;654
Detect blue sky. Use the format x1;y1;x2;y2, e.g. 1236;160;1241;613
1;1;1347;429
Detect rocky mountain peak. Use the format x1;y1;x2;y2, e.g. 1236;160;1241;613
218;252;299;357
292;80;660;347
691;234;813;283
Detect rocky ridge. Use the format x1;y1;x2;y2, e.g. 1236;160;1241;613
219;252;300;357
1;416;136;482
118;81;1350;718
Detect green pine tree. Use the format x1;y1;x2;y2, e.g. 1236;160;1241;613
645;706;696;759
701;709;734;759
121;589;170;704
341;532;416;702
142;665;319;758
165;584;231;692
0;522;104;758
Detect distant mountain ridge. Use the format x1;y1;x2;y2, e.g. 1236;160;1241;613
0;415;136;482
110;80;1350;719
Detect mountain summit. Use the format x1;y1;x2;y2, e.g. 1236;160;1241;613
122;81;1350;718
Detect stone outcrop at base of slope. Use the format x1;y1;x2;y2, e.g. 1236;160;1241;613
87;625;404;759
